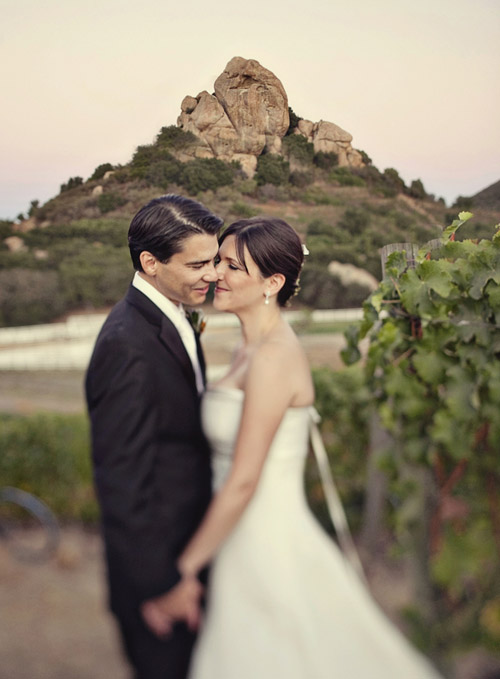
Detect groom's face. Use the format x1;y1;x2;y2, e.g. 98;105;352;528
149;233;219;306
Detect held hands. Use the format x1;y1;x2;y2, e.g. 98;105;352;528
140;575;203;639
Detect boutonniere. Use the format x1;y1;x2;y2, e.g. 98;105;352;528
186;308;207;335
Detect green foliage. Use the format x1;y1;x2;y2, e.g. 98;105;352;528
307;219;333;236
307;365;371;532
27;199;40;217
0;412;96;520
383;168;406;191
58;245;131;308
60;176;83;193
289;170;314;188
342;212;500;650
300;186;341;206
155;125;197;149
298;264;372;309
358;150;372;165
329;167;365;187
179;157;235;194
453;195;474;210
285;106;302;135
282;134;315;164
89;163;114;181
230;201;259;218
313;151;339;170
23;219;129;248
408;179;427;200
130;144;177;179
0;269;66;326
255;154;290;186
338;207;370;235
96;192;127;214
145;157;183;188
0;220;14;239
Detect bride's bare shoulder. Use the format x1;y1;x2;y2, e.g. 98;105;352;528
250;328;307;376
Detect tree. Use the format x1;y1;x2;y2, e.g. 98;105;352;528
408;179;426;200
89;163;114;181
60;177;83;193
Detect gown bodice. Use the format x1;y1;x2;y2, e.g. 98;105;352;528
202;386;312;493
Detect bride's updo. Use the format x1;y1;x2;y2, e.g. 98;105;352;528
219;217;305;307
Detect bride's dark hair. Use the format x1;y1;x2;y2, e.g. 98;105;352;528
219;217;304;307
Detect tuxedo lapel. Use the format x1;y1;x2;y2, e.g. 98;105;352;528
125;285;198;392
195;333;207;387
159;315;198;391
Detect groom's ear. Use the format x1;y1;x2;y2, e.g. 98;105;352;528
139;251;158;276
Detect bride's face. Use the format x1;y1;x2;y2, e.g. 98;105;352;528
214;235;267;312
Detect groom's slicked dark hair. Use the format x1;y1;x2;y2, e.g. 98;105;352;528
128;193;223;271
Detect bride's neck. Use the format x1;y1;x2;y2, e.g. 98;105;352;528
237;305;283;346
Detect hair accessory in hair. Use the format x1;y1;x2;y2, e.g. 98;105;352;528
302;243;310;256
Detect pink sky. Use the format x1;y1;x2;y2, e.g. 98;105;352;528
1;0;499;220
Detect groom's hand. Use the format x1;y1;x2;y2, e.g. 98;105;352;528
141;576;203;638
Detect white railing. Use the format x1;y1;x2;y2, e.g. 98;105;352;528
0;309;362;371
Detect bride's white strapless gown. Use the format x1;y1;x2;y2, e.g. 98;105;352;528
188;387;442;679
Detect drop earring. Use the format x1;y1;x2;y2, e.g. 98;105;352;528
264;291;270;305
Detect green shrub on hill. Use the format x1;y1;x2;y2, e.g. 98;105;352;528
329;167;365;187
285;106;302;136
58;245;131;309
0;269;66;325
155;125;197;149
282;134;315;164
338;207;371;235
179;158;236;194
60;176;84;193
97;192;127;214
89;163;114;181
313;151;339;170
289;170;314;188
255;154;290;186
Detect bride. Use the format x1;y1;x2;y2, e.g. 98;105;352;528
179;216;443;678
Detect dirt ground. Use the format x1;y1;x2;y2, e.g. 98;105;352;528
1;526;499;679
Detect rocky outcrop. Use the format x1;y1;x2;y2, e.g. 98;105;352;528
177;57;363;176
4;236;27;253
178;57;289;177
297;120;364;167
327;261;378;291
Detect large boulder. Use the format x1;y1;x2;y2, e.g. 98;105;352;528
296;119;364;168
176;57;364;175
214;56;289;156
327;261;378;291
177;57;288;176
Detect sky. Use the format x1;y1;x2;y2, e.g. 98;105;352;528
1;0;499;220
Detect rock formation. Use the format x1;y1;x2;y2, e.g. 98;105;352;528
327;261;378;291
296;120;364;168
177;57;364;176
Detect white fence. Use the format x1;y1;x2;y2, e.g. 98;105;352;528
0;309;362;371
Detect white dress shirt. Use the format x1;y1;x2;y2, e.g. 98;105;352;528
132;272;204;394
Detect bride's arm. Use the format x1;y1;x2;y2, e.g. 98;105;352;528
177;341;295;579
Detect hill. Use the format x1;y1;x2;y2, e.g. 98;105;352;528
1;57;499;327
470;179;500;211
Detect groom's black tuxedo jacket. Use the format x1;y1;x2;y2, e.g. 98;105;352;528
85;285;212;619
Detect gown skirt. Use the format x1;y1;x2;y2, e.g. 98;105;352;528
188;387;443;679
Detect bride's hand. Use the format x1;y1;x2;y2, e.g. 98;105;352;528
142;575;203;637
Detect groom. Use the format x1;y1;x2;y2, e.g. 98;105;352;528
85;194;222;679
